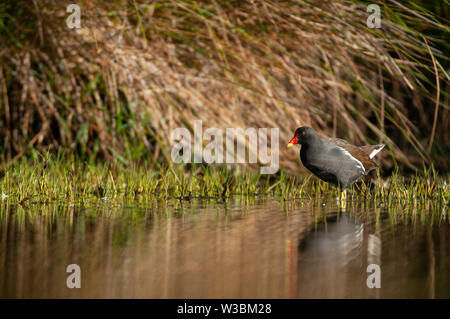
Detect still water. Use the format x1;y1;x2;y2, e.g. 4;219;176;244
0;197;448;298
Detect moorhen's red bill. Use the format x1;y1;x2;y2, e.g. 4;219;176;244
287;127;385;192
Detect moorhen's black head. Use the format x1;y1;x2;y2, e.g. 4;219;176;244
287;126;319;147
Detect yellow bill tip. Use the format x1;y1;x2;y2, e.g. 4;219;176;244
287;142;294;148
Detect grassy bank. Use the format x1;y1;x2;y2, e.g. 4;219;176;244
0;155;448;205
0;0;449;174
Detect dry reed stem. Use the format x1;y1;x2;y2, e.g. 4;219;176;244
0;0;448;173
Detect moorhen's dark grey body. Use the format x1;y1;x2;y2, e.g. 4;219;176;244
288;127;385;192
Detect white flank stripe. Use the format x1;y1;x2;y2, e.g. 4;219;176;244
338;147;365;174
369;145;385;159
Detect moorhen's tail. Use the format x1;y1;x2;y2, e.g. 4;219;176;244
362;144;386;159
361;144;385;173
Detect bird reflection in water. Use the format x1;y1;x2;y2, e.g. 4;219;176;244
295;211;382;298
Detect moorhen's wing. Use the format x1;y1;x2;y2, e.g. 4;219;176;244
325;138;378;172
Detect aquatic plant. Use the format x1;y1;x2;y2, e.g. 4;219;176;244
0;154;447;205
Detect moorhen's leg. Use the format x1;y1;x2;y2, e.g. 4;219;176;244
338;191;347;210
342;190;347;202
339;184;347;208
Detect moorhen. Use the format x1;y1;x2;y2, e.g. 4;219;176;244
287;127;385;199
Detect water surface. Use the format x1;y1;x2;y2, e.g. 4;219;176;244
0;197;448;298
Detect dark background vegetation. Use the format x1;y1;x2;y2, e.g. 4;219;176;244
0;0;448;174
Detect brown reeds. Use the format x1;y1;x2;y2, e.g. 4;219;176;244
0;0;448;173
